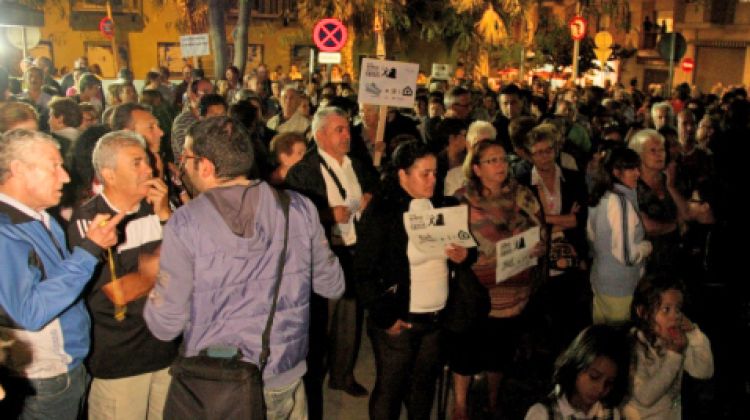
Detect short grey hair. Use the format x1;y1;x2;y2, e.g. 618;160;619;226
92;130;147;182
466;121;497;147
311;107;348;141
628;129;664;156
651;101;673;124
0;129;58;184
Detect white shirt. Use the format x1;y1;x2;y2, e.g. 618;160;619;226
0;192;51;229
531;164;564;216
525;395;621;420
406;199;449;312
318;148;363;246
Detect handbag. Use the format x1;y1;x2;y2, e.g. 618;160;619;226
163;187;290;420
548;234;579;271
440;265;490;333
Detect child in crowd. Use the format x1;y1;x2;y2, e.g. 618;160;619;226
623;275;714;419
525;325;631;419
587;147;651;325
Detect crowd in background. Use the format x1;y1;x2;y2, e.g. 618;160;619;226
0;54;748;420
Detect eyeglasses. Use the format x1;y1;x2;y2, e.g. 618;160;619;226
181;154;199;163
179;153;200;169
479;156;508;165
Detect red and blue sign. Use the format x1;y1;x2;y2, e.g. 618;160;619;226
99;17;115;39
313;18;348;53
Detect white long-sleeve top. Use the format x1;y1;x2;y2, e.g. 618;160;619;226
623;327;714;420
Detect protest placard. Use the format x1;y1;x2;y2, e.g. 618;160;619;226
180;34;210;57
495;226;541;283
403;205;477;258
358;58;419;108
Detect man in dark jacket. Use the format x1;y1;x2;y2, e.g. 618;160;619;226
286;106;378;418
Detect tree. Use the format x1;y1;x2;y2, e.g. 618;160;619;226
207;0;228;79
232;0;252;76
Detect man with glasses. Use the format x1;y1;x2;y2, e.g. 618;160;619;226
145;117;344;419
444;86;473;121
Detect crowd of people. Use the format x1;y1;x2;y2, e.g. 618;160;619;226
0;55;747;420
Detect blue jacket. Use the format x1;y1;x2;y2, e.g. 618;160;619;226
0;201;100;378
144;182;345;389
587;184;652;297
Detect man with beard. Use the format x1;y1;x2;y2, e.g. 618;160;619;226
145;116;344;418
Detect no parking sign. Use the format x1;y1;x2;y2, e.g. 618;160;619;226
313;18;348;52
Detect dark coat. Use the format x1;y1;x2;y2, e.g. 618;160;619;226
285;144;378;237
517;167;589;258
353;182;475;329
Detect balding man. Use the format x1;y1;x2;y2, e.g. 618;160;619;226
0;129;121;419
286;107;377;418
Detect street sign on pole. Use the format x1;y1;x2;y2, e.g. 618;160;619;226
99;17;115;39
313;18;348;53
658;33;686;96
569;16;587;41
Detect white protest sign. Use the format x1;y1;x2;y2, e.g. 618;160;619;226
180;34;210;57
431;63;451;80
359;58;419;108
403;205;477;258
495;226;541;283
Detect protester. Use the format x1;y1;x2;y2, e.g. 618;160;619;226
0;129;122;419
144;116;345;418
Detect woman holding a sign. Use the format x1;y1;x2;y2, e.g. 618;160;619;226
354;139;472;420
451;140;546;420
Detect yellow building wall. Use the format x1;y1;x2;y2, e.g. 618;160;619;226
39;1;314;80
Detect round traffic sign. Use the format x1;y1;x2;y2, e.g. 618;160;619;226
99;17;115;39
657;32;687;62
594;31;613;49
681;58;695;72
569;16;587;41
313;18;348;53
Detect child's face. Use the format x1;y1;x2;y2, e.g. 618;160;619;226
572;356;617;411
652;289;684;342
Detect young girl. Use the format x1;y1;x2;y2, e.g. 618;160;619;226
525;325;631;419
587;147;652;325
623;274;714;419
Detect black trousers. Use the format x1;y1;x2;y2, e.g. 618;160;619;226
368;317;443;420
304;245;363;420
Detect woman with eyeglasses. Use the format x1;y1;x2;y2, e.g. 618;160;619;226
450;140;546;420
354;138;470;420
517;123;590;352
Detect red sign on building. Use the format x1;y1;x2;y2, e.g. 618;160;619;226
681;58;695;72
